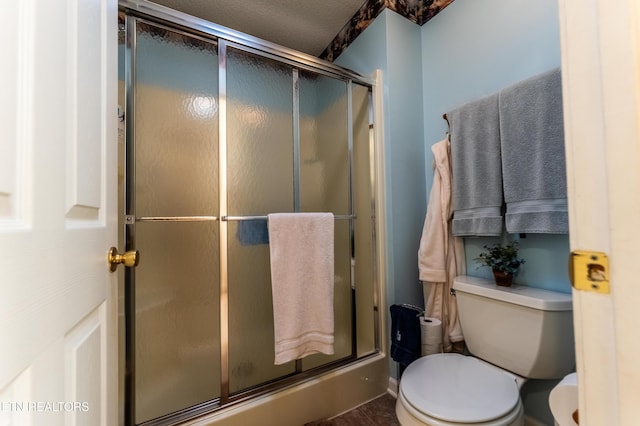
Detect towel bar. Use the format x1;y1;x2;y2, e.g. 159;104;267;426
222;214;355;221
132;215;219;223
129;215;355;223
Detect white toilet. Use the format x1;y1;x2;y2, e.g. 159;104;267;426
396;275;575;426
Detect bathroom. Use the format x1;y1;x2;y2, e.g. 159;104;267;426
1;0;636;425
112;0;639;424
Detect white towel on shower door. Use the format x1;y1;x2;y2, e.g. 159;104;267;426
267;212;335;365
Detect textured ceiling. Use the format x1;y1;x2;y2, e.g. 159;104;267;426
148;0;369;56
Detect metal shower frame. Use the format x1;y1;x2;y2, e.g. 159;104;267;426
120;1;381;424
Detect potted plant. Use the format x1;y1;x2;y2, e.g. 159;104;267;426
474;241;525;287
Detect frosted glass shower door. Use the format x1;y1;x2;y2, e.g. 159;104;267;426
226;47;297;393
225;48;357;393
298;70;353;370
131;22;221;424
122;4;379;423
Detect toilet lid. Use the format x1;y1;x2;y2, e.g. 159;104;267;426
400;353;520;423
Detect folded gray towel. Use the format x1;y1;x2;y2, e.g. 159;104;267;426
449;93;503;237
499;68;568;234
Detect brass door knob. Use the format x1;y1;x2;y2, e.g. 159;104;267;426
108;247;140;272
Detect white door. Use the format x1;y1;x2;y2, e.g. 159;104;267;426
0;1;118;425
559;0;640;424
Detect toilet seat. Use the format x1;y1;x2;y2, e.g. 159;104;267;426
398;354;522;425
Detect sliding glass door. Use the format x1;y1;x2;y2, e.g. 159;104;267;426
129;21;221;423
120;9;377;424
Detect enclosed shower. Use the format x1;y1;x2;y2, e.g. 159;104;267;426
119;1;382;425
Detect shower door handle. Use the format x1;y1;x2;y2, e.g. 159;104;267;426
108;247;140;272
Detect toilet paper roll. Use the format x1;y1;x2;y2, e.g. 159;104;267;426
549;373;579;426
420;317;443;356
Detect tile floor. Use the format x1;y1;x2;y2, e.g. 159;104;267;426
304;393;400;426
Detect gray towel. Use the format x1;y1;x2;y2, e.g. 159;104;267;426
499;68;568;234
449;93;503;236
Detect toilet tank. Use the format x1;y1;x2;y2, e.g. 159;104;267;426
453;276;575;379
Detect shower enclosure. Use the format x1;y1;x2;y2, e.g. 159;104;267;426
119;1;381;424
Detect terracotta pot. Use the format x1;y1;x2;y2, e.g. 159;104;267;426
492;270;514;287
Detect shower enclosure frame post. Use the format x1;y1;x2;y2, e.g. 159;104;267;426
217;38;230;405
346;80;358;358
123;13;137;426
291;68;305;375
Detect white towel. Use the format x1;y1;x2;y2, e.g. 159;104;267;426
267;212;335;365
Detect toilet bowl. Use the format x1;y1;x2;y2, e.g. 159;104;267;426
396;354;524;426
396;276;575;426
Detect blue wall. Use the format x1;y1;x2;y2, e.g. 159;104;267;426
337;11;427;309
420;0;570;294
338;0;570;300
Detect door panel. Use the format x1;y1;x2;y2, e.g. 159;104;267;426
66;0;104;222
65;304;108;426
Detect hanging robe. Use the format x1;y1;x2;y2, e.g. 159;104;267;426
418;136;466;352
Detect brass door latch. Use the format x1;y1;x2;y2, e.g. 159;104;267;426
569;250;610;294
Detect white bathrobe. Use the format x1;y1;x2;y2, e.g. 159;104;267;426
418;136;466;351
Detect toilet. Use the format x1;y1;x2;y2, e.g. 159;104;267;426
396;275;575;426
